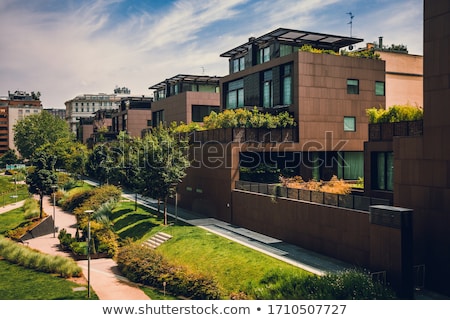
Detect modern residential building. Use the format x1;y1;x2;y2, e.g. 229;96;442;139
65;92;122;134
0;91;42;156
44;108;66;120
217;28;386;181
111;96;153;138
148;74;221;127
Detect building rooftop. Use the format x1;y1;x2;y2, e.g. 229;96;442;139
149;74;222;91
220;28;364;57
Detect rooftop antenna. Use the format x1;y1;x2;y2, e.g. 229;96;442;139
346;12;354;37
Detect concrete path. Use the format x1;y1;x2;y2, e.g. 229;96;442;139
23;196;150;300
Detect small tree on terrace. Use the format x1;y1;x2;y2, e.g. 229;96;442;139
137;125;190;225
26;150;58;219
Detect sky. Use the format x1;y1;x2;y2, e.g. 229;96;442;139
0;0;423;109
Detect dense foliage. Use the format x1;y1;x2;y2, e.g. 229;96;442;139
203;107;296;129
117;243;221;299
246;268;396;299
366;104;423;124
0;236;82;278
13;110;74;159
300;44;381;60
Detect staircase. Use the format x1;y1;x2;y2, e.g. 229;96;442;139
144;232;172;249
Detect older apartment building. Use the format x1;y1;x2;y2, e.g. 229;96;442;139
0;91;42;156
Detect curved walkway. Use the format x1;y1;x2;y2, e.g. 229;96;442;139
24;196;150;300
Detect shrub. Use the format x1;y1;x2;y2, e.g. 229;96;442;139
23;197;40;220
61;188;92;212
117;243;221;299
0;236;81;277
246;268;396;299
280;175;351;194
366;104;423;124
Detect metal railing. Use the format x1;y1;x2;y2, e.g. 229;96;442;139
235;180;390;212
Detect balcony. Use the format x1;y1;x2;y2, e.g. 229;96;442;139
368;120;423;141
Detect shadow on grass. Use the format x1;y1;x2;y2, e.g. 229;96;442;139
114;213;156;231
110;208;133;220
117;220;159;240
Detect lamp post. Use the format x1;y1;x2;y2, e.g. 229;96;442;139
51;185;58;238
84;209;94;299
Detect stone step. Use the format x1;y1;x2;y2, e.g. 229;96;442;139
143;231;172;249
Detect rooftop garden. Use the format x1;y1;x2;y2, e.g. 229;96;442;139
366;104;423;124
299;44;381;60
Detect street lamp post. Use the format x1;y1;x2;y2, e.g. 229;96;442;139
84;209;94;299
51;185;58;238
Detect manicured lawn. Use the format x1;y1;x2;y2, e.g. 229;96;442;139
0;207;28;235
112;200;312;297
0;259;96;300
0;175;29;205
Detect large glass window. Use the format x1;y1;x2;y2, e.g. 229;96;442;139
152;110;165;127
375;81;385;96
372;152;394;191
347;79;359;94
263;70;273;108
338;152;364;180
192;105;220;122
258;47;270;64
232;56;245;73
282;64;292;105
226;79;244;109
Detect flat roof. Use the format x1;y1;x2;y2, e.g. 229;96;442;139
220;28;363;57
149;74;222;90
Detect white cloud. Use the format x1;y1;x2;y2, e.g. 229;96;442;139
0;0;423;108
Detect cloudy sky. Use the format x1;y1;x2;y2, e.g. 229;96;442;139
0;0;423;108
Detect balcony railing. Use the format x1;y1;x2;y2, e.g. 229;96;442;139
235;180;390;212
188;127;298;144
369;120;423;141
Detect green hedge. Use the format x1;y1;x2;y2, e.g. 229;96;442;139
366;105;423;124
117;243;221;300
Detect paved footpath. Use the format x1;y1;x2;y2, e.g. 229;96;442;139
17;196;150;300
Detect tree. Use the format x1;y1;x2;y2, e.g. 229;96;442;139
136;125;190;225
0;149;20;168
14;110;74;159
26;150;58;219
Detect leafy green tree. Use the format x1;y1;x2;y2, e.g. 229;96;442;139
14;110;74;159
136;125;190;225
26;150;58;219
0;149;20;168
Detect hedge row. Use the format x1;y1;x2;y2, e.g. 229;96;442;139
117;243;221;300
0;236;82;278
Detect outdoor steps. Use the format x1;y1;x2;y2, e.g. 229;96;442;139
143;232;172;249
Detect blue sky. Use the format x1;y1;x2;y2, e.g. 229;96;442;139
0;0;423;108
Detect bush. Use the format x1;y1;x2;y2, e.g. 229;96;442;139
117;243;221;299
246;268;396;299
366;105;423;124
23;197;40;220
0;236;81;277
280;175;351;194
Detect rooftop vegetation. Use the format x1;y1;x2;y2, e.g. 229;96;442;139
300;44;381;60
366;104;423;124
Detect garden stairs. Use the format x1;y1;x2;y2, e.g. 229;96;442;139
144;232;172;249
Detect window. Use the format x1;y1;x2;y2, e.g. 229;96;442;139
372;152;394;191
262;70;273;108
258;46;270;64
338;152;364;180
282;64;293;105
344;116;356;131
152;110;165;127
375;81;385;96
192;105;220;122
232;56;245;73
347;79;359;94
226;79;244;109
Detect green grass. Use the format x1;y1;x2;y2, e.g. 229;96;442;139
0;207;29;235
0;259;97;300
0;175;29;205
112;200;312;297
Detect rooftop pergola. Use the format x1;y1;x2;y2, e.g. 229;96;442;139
149;74;222;91
220;28;363;57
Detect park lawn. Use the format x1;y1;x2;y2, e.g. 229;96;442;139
112;200;313;297
0;259;96;300
0;207;28;235
0;175;29;205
